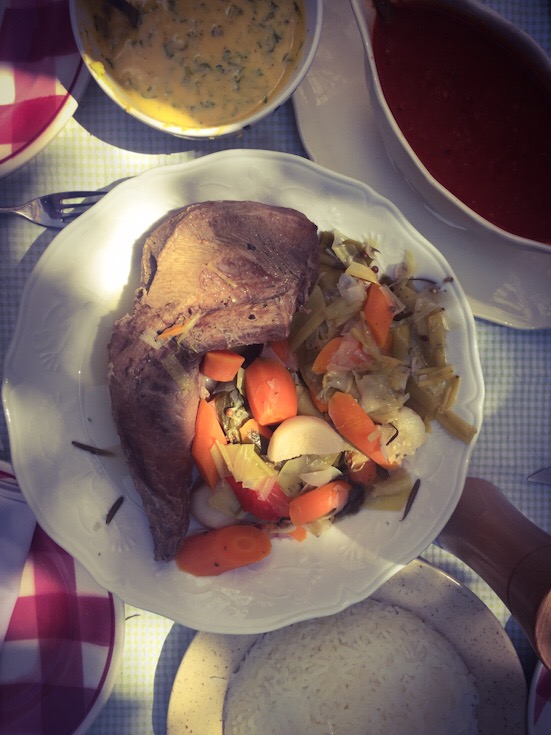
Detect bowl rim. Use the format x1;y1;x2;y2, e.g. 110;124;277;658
350;0;551;255
69;0;323;140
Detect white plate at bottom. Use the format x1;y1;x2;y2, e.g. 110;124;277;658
3;150;483;635
167;559;527;735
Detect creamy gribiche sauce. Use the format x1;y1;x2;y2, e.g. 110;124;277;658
85;0;306;129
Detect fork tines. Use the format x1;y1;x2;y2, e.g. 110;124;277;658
50;191;107;221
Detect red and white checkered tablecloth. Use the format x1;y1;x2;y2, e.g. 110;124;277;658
0;0;89;178
0;525;123;735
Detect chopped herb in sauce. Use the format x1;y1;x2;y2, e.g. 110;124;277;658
83;0;306;128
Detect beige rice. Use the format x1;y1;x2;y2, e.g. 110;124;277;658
223;599;479;735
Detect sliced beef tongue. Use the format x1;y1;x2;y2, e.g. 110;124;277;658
140;199;320;351
108;200;320;562
108;309;201;562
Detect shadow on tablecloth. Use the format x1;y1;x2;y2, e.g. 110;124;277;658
153;623;196;735
73;83;307;159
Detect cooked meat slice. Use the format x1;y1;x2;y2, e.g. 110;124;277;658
139;200;319;350
108;200;320;561
108;309;201;561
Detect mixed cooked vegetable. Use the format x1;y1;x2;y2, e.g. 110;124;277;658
176;231;477;577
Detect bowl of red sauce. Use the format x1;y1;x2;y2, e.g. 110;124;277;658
350;0;551;252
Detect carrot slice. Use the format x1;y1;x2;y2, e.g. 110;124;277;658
328;391;395;469
311;336;345;374
345;451;379;486
191;398;227;489
309;390;328;414
245;357;298;425
158;322;188;340
288;526;308;542
269;339;290;363
201;350;245;382
176;525;272;576
239;418;273;443
299;361;328;412
288;480;351;527
363;282;395;349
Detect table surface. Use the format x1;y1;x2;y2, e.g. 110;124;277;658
1;1;550;733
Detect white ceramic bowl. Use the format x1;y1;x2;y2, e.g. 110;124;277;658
70;0;322;139
350;0;551;255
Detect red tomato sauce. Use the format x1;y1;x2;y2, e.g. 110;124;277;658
372;2;551;244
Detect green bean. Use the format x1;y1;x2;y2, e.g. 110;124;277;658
391;322;411;362
437;409;478;443
416;364;456;386
406;379;477;443
427;308;447;367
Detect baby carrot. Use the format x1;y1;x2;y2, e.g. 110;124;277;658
238;418;273;444
176;525;272;576
288;526;308;542
288;480;351;527
201;350;245;382
269;338;291;363
344;451;379;487
245;357;298;425
191;398;227;489
328;391;396;469
157;322;188;340
363;282;395;349
311;336;345;374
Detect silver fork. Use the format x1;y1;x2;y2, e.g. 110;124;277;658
0;190;106;229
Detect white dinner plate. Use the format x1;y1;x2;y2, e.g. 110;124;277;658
0;0;89;179
2;150;484;634
292;0;551;330
166;559;527;735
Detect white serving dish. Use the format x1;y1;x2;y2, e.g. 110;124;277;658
292;0;551;330
2;150;483;634
349;0;551;254
70;0;322;139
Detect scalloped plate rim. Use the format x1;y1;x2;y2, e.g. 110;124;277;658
2;150;484;634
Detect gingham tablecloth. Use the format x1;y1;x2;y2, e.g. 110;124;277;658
0;0;86;176
0;525;120;735
0;1;550;733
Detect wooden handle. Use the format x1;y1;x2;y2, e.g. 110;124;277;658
438;477;551;669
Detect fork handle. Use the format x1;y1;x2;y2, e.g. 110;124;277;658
438;477;551;669
0;205;35;223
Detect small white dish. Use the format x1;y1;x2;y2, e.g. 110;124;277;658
292;0;551;329
3;150;483;634
0;0;89;179
70;0;322;139
166;559;527;735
